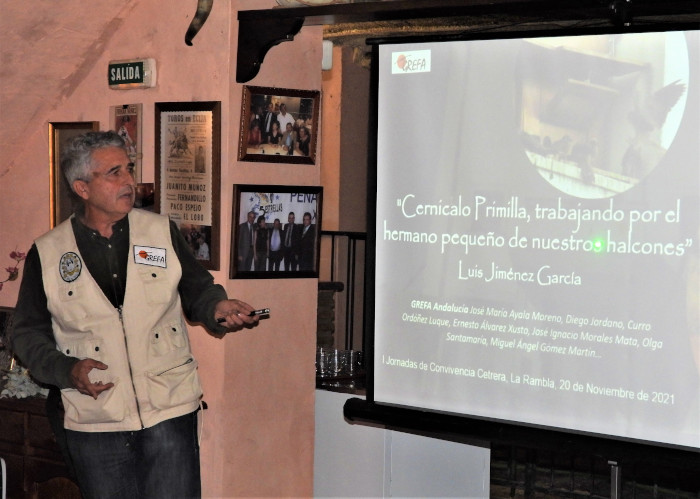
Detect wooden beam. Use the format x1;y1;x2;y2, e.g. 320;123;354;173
236;0;700;82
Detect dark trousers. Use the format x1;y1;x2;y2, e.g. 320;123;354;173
254;250;268;271
268;249;283;271
283;246;298;271
239;247;253;271
66;411;201;499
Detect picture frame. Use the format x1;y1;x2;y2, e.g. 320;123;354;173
230;185;323;279
238;86;320;164
0;306;15;371
49;121;99;227
109;103;143;182
155;101;221;270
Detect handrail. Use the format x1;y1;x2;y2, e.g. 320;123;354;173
320;231;367;350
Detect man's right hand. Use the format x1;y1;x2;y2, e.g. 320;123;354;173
70;358;114;399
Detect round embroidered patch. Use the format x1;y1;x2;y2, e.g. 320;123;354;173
59;252;82;282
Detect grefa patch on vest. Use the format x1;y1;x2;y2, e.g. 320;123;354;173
134;245;167;268
59;252;82;282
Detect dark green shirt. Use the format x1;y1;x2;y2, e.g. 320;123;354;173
11;214;228;389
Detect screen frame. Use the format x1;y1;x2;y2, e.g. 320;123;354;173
351;22;700;466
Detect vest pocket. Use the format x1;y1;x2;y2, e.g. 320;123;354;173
61;338;104;361
136;267;170;304
150;321;188;356
146;356;202;410
61;379;126;424
57;282;89;322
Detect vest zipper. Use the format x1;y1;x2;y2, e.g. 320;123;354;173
155;357;194;376
119;305;145;429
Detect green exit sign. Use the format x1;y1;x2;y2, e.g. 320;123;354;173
108;58;156;89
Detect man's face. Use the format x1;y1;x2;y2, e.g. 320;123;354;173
303;214;311;226
247;212;255;224
77;146;135;222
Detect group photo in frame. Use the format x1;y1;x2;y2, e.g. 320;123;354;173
238;86;320;165
231;185;323;279
49;121;99;227
155;101;221;270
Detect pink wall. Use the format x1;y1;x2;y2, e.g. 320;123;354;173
0;1;321;496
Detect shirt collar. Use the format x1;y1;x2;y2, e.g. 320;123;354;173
72;214;129;242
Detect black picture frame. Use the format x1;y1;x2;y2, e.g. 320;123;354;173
238;86;320;164
155;101;221;270
230;185;323;279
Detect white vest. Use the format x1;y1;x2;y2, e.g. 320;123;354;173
35;209;202;432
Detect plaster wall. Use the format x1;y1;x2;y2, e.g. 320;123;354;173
0;1;321;496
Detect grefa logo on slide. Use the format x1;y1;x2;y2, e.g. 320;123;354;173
392;50;431;74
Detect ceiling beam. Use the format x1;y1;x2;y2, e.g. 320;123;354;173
236;0;700;82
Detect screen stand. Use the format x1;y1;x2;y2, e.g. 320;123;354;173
608;461;621;498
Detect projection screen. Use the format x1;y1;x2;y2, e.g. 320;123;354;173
372;27;699;450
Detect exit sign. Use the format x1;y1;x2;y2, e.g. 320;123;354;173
108;58;156;89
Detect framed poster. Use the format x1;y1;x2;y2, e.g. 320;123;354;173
231;185;323;279
109;103;143;182
155;101;221;270
238;86;320;164
49;121;100;227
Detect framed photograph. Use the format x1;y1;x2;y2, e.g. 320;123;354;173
0;306;14;371
231;185;323;279
238;86;320;164
109;103;143;182
155;101;221;270
49;121;99;227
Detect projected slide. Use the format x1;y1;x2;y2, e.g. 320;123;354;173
373;30;699;449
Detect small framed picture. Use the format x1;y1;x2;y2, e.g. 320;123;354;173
0;306;15;371
109;103;143;182
49;121;100;227
238;86;320;164
231;185;323;279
